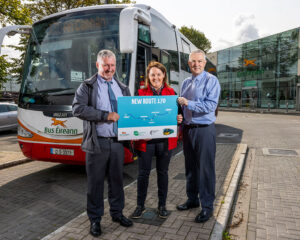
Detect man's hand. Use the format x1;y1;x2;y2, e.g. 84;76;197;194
178;97;188;106
107;112;120;122
177;114;183;124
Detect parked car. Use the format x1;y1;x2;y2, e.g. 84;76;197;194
0;102;18;132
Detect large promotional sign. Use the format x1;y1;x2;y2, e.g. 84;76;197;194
117;95;178;140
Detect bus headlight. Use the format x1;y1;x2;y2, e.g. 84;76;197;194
18;125;33;138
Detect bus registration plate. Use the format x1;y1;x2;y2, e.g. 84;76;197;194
50;148;74;156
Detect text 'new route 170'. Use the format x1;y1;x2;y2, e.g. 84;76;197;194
117;95;178;140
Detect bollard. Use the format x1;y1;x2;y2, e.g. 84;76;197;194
268;102;270;112
286;102;289;113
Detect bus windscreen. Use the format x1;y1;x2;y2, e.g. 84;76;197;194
20;9;131;108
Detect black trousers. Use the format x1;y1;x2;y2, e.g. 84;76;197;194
85;137;124;222
137;140;172;207
183;124;216;211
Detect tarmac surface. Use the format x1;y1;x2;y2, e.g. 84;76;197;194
3;110;299;239
0;121;246;240
40;143;243;240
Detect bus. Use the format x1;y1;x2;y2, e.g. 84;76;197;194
0;4;215;165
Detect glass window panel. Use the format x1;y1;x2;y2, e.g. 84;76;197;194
218;49;230;64
260;35;277;55
151;15;179;71
230;45;242;62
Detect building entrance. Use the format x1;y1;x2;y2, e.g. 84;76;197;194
242;87;258;108
296;83;300;111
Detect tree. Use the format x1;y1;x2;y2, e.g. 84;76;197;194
25;0;134;22
0;0;32;26
0;55;12;89
179;25;211;53
0;0;32;87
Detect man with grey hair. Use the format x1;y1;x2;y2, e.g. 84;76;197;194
73;49;132;237
177;49;220;223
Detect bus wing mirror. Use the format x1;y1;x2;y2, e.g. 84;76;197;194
119;7;151;53
0;25;31;55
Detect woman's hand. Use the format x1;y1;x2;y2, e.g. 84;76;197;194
177;114;183;124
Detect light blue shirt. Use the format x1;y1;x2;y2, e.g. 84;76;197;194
96;75;123;137
181;71;220;125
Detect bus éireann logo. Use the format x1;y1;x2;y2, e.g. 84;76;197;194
51;118;67;128
244;59;256;67
45;118;77;135
208;67;216;73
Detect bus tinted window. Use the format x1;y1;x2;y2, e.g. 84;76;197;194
138;24;151;44
180;38;190;72
20;9;131;107
150;15;179;72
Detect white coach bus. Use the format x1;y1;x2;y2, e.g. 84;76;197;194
0;4;215;164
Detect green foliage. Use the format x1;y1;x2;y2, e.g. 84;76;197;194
0;0;32;26
0;55;12;89
179;25;211;53
25;0;135;22
0;0;32;88
223;231;233;240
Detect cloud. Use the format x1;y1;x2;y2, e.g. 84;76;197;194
212;14;260;52
234;14;260;44
213;38;235;51
237;24;259;43
235;14;255;27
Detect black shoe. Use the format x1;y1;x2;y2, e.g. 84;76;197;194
90;221;101;237
195;209;213;223
176;201;200;211
112;215;133;227
131;206;145;219
158;206;169;218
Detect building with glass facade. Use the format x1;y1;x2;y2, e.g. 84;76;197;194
208;27;300;110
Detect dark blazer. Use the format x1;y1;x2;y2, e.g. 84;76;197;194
72;73;131;153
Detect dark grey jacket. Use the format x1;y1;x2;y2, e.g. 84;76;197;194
72;73;131;153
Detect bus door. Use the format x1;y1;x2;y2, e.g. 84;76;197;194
135;44;151;94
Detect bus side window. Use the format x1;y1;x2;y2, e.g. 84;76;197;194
180;38;191;72
161;50;170;82
135;45;149;95
151;48;160;62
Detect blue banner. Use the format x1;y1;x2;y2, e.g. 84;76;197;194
117;95;178;140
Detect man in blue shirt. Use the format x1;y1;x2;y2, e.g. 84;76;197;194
73;50;133;237
177;49;220;223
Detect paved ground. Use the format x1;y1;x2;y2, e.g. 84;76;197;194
7;110;300;240
220;112;300;240
0;156;159;240
42;143;238;240
0;118;246;240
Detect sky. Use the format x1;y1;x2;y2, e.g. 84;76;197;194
1;0;300;57
135;0;300;52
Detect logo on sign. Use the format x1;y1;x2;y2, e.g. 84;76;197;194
163;128;174;135
244;59;256;67
134;131;146;136
150;130;160;136
120;131;129;137
51;118;67;128
44;118;78;135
